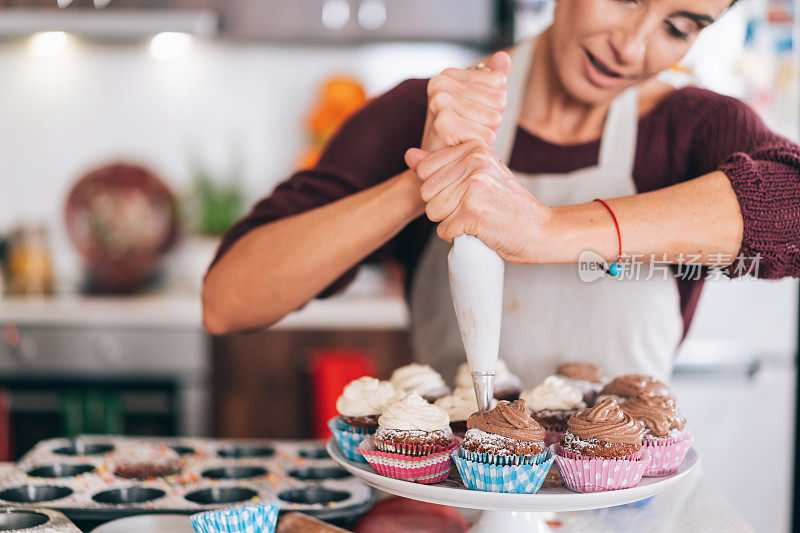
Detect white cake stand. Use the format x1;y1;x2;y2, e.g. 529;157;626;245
327;440;699;533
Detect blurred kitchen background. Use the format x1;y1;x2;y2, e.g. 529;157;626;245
0;0;797;531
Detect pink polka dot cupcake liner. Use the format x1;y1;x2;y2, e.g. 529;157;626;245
642;430;695;476
553;444;652;493
359;437;459;484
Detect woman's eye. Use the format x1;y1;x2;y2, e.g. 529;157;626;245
665;21;690;40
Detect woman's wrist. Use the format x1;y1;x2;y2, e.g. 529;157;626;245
388;169;426;223
548;202;620;263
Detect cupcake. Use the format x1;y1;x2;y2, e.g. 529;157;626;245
622;394;695;476
434;386;488;436
328;376;396;462
390;363;451;402
461;399;546;464
455;360;522;401
556;362;605;404
596;374;673;405
373;392;454;455
361;392;458;484
453;399;554;493
554;398;651;492
521;376;586;446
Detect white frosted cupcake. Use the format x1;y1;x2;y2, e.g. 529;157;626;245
335;376;398;433
373;392;454;455
455;359;522;401
435;387;491;436
390;363;450;402
521;376;586;446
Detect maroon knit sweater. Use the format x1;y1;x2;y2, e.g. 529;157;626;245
214;79;800;336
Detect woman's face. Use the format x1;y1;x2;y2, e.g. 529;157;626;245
549;0;732;103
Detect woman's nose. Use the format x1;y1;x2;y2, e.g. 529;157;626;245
609;27;647;66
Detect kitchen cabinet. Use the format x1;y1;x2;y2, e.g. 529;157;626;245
211;329;413;439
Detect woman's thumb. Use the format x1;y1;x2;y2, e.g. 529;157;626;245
405;147;429;170
488;51;511;77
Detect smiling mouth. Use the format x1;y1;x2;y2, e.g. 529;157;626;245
585;49;623;78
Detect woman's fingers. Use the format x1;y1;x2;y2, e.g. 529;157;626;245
404;148;429;170
487;51;512;77
420;145;498;202
411;140;482;177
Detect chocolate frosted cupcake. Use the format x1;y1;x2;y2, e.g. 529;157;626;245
556;362;605;404
521;376;586;446
560;398;646;458
623;394;694;476
390;363;451;402
434;387;487;436
554;398;652;492
335;376;397;432
461;399;546;465
373;392;454;455
455;360;522;402
596;374;672;405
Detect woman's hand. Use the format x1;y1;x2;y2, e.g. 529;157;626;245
404;140;556;264
420;52;511;153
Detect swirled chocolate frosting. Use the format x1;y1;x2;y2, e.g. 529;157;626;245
566;398;646;444
466;400;545;443
622;395;686;437
556;362;603;383
599;374;672;399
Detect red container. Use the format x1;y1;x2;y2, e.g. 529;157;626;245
309;350;375;439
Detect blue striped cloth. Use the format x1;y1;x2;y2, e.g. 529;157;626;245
453;449;554;494
190;502;279;533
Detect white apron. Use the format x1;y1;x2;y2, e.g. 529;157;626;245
409;37;683;385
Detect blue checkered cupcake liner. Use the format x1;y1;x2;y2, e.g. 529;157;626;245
453;448;554;493
190;502;279;533
328;417;372;463
461;447;550;466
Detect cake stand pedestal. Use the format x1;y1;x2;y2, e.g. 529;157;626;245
327;440;699;532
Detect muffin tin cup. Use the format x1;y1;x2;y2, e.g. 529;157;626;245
553;444;652;493
0;510;51;530
184;487;258;505
359;437;458;485
452;448;555;494
642;431;695;477
460;448;550;466
328;418;370;463
191;502;279;533
0;485;74;503
27;464;95;479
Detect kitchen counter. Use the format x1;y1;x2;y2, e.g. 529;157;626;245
0;293;409;331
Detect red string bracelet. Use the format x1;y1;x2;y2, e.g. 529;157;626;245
594;198;622;275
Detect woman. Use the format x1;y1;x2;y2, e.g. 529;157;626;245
202;0;800;384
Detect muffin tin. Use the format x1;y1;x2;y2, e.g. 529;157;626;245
0;507;80;532
0;436;373;522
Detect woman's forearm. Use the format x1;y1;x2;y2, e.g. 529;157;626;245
202;170;424;334
549;170;744;265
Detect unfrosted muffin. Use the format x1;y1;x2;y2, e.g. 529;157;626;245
335;376;398;431
455;360;522;402
390;363;451;402
596;374;673;405
434;386;489;435
556;362;605;404
373;392;454;455
560;398;646;459
461;399;546;463
521;376;586;443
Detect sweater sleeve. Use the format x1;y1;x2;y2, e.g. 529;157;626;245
209;78;429;297
684;88;800;279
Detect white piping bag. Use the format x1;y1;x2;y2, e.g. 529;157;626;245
448;234;504;412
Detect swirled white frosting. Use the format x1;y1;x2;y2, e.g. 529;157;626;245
390;363;448;396
521;376;586;411
455;359;521;390
434;387;487;422
335;376;398;417
378;391;450;431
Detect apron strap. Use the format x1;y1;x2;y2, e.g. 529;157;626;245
598;87;639;174
494;38;537;164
